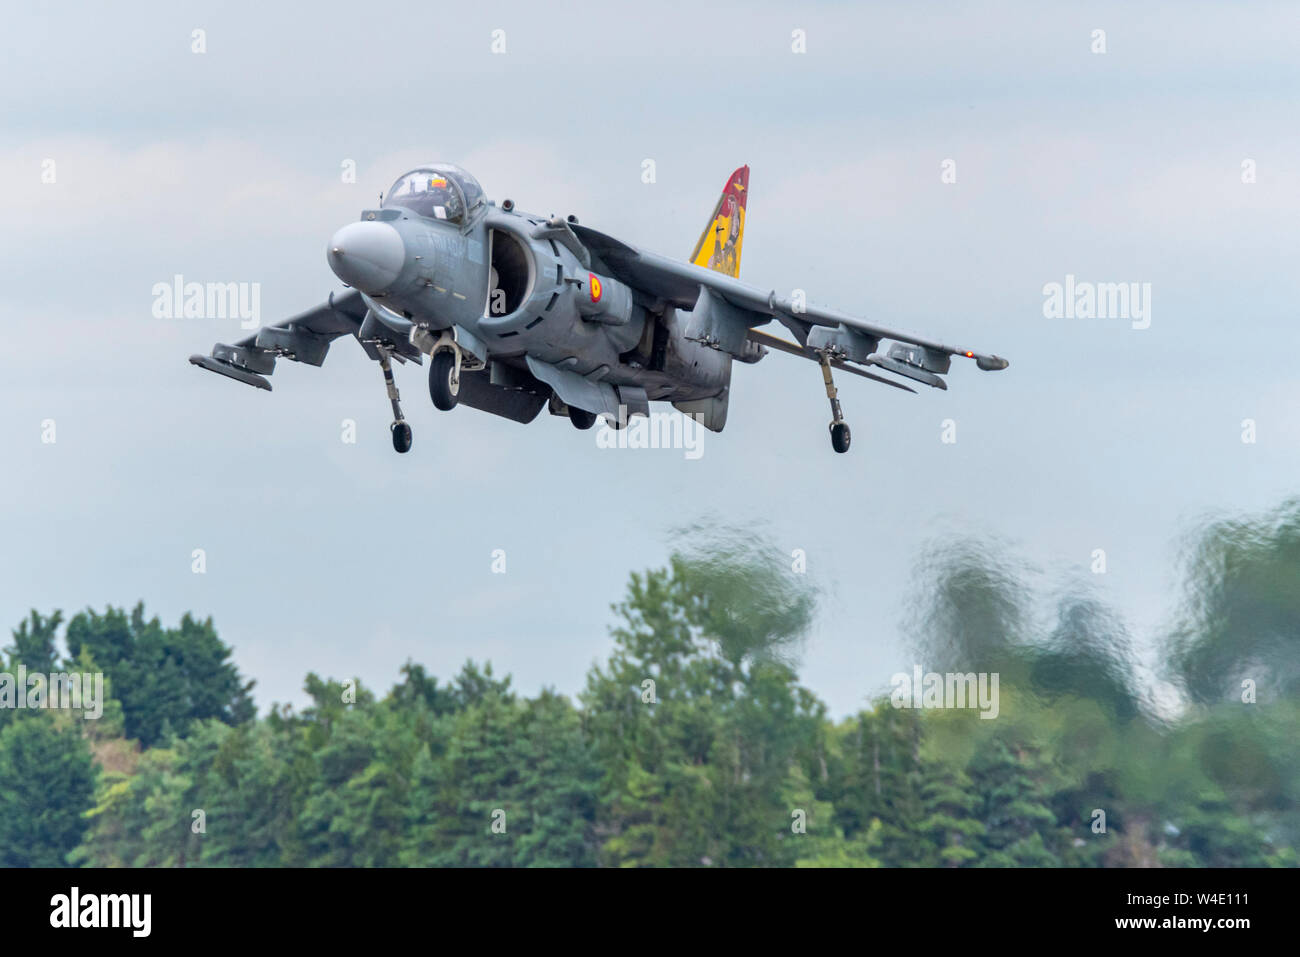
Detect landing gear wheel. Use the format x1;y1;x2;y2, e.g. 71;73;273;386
830;421;851;454
391;421;412;454
429;351;460;411
569;407;597;430
817;351;851;455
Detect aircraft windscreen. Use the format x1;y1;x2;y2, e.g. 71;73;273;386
382;165;483;223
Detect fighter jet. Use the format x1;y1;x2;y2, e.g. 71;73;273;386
190;164;1008;454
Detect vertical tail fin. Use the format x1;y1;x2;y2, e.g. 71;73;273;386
689;165;749;278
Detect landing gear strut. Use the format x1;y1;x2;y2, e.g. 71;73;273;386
377;347;412;454
818;351;851;454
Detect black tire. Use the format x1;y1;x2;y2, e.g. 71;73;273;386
391;421;412;453
429;351;459;410
569;406;598;430
830;421;851;454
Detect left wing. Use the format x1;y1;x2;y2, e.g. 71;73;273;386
571;224;1009;391
188;289;374;390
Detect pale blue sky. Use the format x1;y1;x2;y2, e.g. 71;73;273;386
3;1;1298;716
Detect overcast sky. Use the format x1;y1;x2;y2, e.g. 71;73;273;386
3;1;1298;716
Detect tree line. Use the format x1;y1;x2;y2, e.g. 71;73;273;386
2;505;1297;867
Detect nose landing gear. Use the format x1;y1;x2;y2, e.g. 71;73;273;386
376;346;412;453
818;351;852;454
391;420;412;453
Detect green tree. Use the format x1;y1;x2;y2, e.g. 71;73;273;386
508;690;600;867
299;697;416;867
64;604;255;747
0;712;97;866
918;764;985;867
6;609;63;673
420;677;521;867
970;738;1060;867
583;531;824;867
200;719;308;867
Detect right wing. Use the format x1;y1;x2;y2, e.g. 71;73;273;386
188;289;371;390
747;328;916;394
572;223;1009;392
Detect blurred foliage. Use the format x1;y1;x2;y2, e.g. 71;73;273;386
1169;498;1300;706
3;505;1298;866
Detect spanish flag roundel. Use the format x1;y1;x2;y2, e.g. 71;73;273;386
589;272;602;303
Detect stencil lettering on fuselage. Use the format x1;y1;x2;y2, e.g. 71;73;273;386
431;232;466;294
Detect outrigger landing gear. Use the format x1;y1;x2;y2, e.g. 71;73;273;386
377;346;412;453
569;406;597;430
818;351;852;454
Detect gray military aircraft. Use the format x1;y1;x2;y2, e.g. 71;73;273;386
190;163;1008;454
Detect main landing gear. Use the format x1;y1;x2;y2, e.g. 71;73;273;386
376;346;412;453
818;351;852;454
428;349;461;411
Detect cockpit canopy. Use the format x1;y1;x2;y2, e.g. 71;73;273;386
382;164;484;224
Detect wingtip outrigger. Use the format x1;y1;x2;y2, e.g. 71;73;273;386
189;354;272;391
974;354;1010;371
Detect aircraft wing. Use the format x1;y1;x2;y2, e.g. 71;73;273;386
572;224;1009;390
747;329;916;393
188;289;371;390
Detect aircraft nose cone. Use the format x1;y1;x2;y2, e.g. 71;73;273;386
326;221;405;292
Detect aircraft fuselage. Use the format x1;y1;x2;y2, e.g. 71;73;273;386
329;203;731;407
